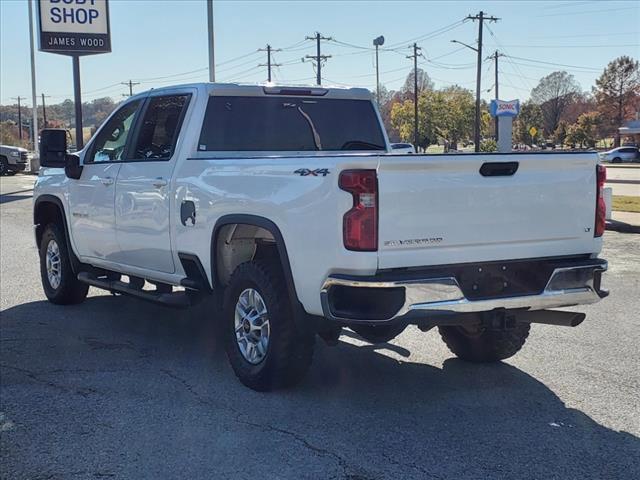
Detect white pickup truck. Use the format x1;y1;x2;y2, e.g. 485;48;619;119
34;83;608;391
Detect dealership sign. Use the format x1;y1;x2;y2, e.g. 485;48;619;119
37;0;111;55
490;99;520;117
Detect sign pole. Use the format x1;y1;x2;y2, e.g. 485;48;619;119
28;0;39;156
72;55;83;149
207;0;215;82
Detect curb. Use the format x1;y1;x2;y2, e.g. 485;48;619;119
606;219;640;234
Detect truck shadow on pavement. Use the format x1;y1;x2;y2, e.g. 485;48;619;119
1;294;639;480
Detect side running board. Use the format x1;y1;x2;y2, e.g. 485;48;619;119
77;272;192;308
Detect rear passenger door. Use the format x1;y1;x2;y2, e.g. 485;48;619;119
114;91;192;273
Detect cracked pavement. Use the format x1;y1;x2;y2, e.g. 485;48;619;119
1;174;639;479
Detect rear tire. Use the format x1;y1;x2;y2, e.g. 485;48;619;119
223;260;314;391
39;223;89;305
438;323;530;362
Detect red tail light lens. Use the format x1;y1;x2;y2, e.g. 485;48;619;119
595;164;606;237
339;170;378;251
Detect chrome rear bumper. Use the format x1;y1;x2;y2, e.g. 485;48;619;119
320;259;608;323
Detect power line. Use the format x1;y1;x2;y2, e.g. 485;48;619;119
502;54;603;72
487;43;639;49
535;5;638;17
386;19;468;49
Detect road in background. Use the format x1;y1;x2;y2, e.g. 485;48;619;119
1;174;639;480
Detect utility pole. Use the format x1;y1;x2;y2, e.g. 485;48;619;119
258;45;282;82
121;80;140;97
466;11;499;152
373;36;385;105
207;0;215;82
406;43;422;150
12;97;23;141
41;93;51;128
305;32;332;85
487;50;503;141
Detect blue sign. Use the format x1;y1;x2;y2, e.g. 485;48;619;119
490;99;520;117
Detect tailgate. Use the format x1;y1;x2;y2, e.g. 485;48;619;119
377;153;600;269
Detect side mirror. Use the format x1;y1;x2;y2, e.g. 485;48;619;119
40;129;68;168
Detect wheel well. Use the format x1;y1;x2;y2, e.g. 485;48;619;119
214;223;279;286
34;200;65;247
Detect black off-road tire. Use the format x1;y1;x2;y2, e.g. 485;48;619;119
223;260;314;391
39;223;89;305
438;323;530;362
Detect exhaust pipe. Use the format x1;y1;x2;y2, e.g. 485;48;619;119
516;310;586;327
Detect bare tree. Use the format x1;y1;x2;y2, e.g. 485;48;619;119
593;56;640;146
400;68;434;100
530;71;581;135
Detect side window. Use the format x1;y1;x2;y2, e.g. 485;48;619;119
131;95;189;160
87;100;141;163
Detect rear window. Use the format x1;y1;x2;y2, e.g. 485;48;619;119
198;96;385;152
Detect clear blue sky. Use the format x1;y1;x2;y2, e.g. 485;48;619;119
1;0;638;107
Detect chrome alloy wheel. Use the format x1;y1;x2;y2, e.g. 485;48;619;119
45;239;62;290
234;288;270;364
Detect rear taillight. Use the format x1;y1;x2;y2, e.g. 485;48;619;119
595;164;606;237
339;170;378;251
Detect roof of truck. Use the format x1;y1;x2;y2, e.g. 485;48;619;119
130;82;373;101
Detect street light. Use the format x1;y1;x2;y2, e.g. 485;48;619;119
450;39;478;53
373;35;385;105
451;39;482;151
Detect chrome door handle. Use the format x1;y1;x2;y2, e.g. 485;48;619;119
152;177;168;188
100;176;114;186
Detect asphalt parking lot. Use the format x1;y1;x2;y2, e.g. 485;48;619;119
1;174;639;480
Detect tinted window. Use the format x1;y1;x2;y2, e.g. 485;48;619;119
619;148;637;153
132;95;189;160
198;96;385;152
88;100;141;163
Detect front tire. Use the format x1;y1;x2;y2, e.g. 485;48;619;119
438;323;530;362
612;157;622;163
39;224;89;305
223;260;314;391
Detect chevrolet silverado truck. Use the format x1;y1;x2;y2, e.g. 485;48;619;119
34;83;608;391
0;144;29;175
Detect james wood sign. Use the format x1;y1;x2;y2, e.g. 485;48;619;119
37;0;111;55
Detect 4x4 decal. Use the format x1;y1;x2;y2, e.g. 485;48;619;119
294;168;330;177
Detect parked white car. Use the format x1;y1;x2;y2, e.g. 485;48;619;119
390;142;415;154
599;146;639;163
34;83;608;391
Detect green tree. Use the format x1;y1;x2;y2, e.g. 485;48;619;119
593;56;640;146
514;101;544;146
565;111;602;148
530;71;581;135
390;92;435;150
553;120;569;146
429;86;475;150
